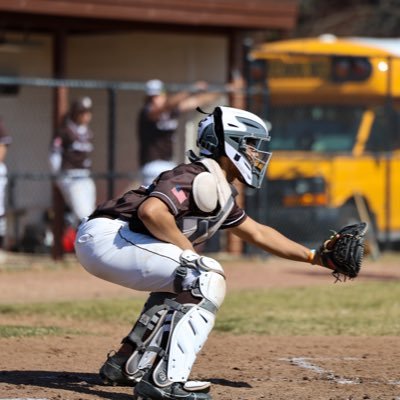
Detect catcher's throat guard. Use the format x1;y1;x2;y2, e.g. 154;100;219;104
318;222;368;280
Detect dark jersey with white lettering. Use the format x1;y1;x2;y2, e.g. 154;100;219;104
138;104;179;166
0;119;12;148
58;119;94;170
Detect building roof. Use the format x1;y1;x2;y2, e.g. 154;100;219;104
0;0;299;33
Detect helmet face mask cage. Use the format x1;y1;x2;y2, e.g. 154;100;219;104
239;136;272;179
224;133;271;189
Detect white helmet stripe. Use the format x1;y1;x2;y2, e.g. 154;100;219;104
219;106;268;135
224;142;253;186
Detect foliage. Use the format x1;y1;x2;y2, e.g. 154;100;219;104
296;0;400;37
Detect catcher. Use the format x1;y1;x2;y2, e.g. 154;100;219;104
75;106;367;400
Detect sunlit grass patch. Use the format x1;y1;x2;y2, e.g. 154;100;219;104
216;282;400;335
1;281;400;337
0;325;81;338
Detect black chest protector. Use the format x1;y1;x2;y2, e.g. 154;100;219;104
176;158;235;244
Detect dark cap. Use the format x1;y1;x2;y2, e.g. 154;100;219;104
70;96;93;115
0;117;12;145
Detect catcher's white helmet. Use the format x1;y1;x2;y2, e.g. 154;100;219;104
197;106;272;189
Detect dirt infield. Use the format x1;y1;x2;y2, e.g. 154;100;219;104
1;252;400;400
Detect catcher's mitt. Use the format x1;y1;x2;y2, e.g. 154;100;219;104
316;222;368;280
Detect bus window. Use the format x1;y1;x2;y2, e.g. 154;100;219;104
366;107;400;152
268;105;363;153
250;36;400;248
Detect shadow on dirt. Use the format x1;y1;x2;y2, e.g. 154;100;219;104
209;377;252;388
293;269;400;281
0;370;132;400
0;370;252;396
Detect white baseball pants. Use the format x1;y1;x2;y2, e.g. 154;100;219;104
57;169;96;221
0;163;7;237
74;217;199;293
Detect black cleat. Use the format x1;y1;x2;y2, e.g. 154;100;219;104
99;351;137;387
133;373;211;400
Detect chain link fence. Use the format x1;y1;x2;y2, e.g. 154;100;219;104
0;76;235;254
2;74;378;257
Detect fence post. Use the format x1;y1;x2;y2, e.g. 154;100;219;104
225;34;248;255
51;30;68;260
107;87;116;199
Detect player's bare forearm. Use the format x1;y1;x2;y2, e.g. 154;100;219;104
179;92;220;113
230;217;313;263
0;145;7;163
167;91;191;109
138;197;195;251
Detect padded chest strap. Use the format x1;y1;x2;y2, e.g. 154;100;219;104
196;158;232;210
179;158;234;244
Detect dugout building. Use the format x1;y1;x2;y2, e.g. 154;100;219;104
0;0;299;256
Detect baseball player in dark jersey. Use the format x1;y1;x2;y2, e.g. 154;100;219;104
0;118;12;253
75;106;324;400
49;97;96;225
138;79;225;186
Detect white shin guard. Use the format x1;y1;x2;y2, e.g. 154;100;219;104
128;255;226;387
157;269;226;384
167;303;216;382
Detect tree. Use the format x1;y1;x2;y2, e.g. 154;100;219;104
295;0;400;37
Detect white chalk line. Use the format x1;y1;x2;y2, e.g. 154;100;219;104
280;357;400;386
280;357;359;385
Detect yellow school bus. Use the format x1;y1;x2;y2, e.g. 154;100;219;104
249;35;400;247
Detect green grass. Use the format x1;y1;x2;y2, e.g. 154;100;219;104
0;325;82;338
1;281;400;337
216;282;400;335
0;300;143;322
